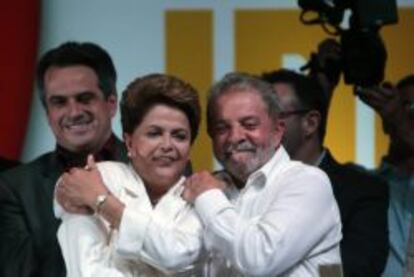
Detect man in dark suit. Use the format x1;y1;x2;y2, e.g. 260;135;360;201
0;42;128;277
262;69;389;276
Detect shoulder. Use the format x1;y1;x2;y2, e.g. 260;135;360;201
96;161;131;175
0;152;58;188
344;162;385;179
273;161;332;195
320;151;388;194
339;162;388;189
283;160;330;183
95;161;137;190
0;157;20;171
266;161;340;220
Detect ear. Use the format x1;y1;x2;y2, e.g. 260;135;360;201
106;94;118;118
123;133;135;158
302;110;321;137
272;118;286;145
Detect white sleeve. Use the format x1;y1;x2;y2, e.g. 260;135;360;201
115;203;203;272
57;214;129;277
56;163;135;277
194;170;340;276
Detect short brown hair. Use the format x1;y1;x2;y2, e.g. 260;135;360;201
121;74;201;143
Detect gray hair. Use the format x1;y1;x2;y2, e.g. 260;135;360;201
207;72;281;132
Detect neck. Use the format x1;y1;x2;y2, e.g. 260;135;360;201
91;131;113;154
232;176;246;189
399;159;414;174
385;144;414;174
385;155;414;175
292;139;323;165
143;176;180;206
144;184;168;206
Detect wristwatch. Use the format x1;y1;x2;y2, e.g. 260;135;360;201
94;192;110;214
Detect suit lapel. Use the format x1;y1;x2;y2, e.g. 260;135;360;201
113;136;128;163
319;150;344;196
40;153;64;203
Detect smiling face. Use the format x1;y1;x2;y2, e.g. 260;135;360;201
44;65;117;153
124;104;191;190
209;89;284;183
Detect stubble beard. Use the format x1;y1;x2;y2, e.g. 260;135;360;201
221;142;276;184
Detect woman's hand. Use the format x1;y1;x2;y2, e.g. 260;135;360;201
56;155;109;214
182;171;227;203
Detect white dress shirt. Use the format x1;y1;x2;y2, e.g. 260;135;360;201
54;161;204;277
195;146;342;276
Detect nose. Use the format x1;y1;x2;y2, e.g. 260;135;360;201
160;134;173;151
67;100;83;118
228;126;246;143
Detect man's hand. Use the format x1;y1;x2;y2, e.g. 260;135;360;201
56;154;108;213
316;38;342;72
56;187;92;214
182;171;227;203
355;83;411;136
309;38;342;98
357;83;414;152
355;84;401;134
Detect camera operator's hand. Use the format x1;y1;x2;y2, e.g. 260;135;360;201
316;38;342;72
310;38;342;99
356;83;414;152
355;83;399;128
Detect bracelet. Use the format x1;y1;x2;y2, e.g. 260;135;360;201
94;192;110;214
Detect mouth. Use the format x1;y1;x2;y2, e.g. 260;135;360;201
153;156;177;165
225;149;255;158
62;118;95;133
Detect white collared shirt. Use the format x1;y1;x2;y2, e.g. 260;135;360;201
195;146;342;276
54;161;204;277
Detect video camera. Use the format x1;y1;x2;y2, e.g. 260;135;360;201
298;0;398;87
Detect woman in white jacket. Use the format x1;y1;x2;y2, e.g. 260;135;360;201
54;73;204;276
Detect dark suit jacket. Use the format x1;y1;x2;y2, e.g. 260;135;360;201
320;150;389;277
0;138;127;277
0;157;20;172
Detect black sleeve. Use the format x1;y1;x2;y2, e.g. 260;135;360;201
340;176;389;277
0;181;38;277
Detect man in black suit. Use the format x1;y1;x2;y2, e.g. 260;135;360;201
262;69;389;276
0;42;128;277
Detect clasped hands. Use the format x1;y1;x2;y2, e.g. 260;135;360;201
57;157;230;210
182;170;228;203
56;154;108;214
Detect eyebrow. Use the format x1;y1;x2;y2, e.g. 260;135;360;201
47;91;96;99
240;116;259;121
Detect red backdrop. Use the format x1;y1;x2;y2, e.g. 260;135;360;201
0;2;40;160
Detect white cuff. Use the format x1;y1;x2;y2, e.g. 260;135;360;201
194;189;232;226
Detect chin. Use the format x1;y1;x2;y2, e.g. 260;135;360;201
154;170;181;184
227;159;259;176
66;141;97;153
153;177;180;190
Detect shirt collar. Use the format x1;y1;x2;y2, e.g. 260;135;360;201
56;133;119;171
314;148;327;167
245;146;291;189
379;159;413;179
125;163;186;199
